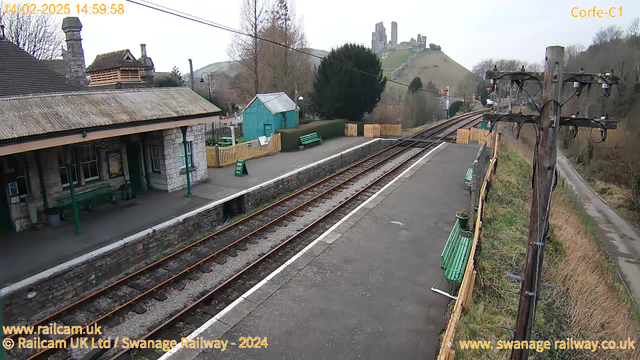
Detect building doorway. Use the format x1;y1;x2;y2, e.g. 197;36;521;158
126;144;143;193
0;176;13;233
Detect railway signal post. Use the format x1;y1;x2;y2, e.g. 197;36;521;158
483;45;619;360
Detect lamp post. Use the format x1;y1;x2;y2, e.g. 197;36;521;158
200;72;212;103
294;83;303;128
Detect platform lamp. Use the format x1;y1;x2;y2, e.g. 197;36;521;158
200;72;212;103
294;83;304;128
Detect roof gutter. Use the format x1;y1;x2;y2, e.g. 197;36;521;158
0;112;220;148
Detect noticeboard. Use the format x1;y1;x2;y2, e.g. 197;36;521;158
235;160;248;177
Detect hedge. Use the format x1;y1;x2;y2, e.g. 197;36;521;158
278;120;345;151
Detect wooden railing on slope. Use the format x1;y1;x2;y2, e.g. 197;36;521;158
437;132;500;360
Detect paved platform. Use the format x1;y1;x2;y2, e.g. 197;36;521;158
167;143;479;360
0;137;373;287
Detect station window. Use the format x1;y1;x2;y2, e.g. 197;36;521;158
58;150;78;187
5;155;30;201
150;145;162;173
179;142;193;170
79;145;100;181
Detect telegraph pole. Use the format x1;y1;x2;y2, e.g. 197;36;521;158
510;46;563;360
483;52;618;360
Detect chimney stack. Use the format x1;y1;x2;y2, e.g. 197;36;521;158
139;44;155;87
61;17;88;86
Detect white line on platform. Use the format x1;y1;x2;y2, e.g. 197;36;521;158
1;138;392;298
158;142;447;360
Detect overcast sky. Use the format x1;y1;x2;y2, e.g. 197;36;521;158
13;0;640;73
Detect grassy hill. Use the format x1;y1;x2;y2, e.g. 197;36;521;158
381;49;475;96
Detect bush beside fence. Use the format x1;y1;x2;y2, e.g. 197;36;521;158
278;120;345;151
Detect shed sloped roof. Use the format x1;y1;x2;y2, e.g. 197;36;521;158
86;50;144;72
0;87;221;141
247;92;296;115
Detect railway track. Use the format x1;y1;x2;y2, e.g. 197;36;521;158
5;111;484;360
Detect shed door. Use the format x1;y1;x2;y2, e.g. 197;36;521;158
264;124;273;137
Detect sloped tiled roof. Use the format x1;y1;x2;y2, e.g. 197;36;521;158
86;50;144;72
0;87;221;141
0;39;84;98
245;92;297;115
41;59;69;77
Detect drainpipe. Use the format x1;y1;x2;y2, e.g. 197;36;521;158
141;138;152;190
181;126;192;197
35;151;49;210
64;145;82;235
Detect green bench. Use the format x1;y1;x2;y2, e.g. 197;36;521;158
300;132;322;148
56;183;118;220
441;219;473;284
217;137;233;147
464;166;473;192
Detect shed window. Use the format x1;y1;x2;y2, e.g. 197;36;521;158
179;142;193;169
58;150;78;187
150;145;162;173
79;145;100;181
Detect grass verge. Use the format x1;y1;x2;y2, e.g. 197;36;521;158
453;142;640;360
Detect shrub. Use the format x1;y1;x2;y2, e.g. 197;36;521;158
278;120;345;151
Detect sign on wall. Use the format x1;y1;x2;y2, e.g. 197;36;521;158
107;150;123;179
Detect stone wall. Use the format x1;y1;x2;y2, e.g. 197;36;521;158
1;139;393;323
163;125;208;192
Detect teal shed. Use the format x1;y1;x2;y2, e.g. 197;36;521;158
242;92;298;141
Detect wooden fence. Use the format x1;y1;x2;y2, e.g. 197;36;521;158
437;132;500;360
379;124;402;136
469;128;492;145
345;123;358;137
206;133;281;168
456;129;470;144
363;124;402;138
364;124;381;138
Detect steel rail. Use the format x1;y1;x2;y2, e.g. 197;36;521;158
108;113;485;360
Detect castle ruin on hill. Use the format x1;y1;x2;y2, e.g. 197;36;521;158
371;21;426;54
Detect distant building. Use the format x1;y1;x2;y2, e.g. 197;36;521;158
0;17;219;233
242;92;298;142
371;21;425;54
371;22;388;54
391;22;398;46
86;49;148;88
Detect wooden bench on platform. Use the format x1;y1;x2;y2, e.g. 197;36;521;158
56;183;117;220
299;132;322;149
441;219;473;286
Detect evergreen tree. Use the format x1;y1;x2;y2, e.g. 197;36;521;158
312;43;386;121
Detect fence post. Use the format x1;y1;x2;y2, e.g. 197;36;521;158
214;144;220;168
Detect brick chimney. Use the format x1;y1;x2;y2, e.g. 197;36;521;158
61;17;88;86
139;44;155;87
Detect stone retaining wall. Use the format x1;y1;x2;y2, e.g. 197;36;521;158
2;139;393;324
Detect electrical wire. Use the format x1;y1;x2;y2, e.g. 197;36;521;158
126;0;447;97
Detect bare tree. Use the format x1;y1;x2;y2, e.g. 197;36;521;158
0;1;64;59
564;44;585;68
593;25;624;45
228;0;267;100
260;0;311;97
627;18;640;38
472;59;494;79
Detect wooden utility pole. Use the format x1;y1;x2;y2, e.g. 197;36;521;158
483;46;618;360
510;46;563;360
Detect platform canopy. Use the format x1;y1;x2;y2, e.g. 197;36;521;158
0;87;221;155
